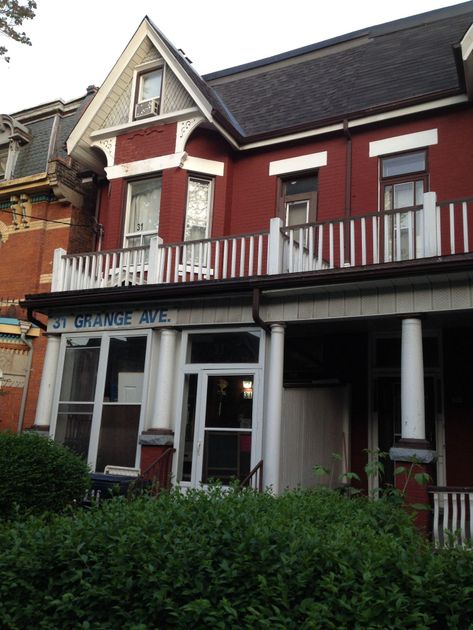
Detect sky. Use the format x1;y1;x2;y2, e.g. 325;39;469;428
0;0;468;114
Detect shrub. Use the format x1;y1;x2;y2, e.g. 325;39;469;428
0;488;472;628
0;431;90;518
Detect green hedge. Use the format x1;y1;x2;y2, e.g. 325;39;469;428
0;488;472;628
0;432;90;518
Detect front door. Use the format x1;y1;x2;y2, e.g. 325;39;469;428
180;370;260;486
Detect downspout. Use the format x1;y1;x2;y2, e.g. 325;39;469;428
343;119;352;263
252;288;271;334
17;322;34;434
27;308;47;331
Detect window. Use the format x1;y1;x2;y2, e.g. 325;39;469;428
380;150;428;261
0;146;8;180
279;173;317;226
184;176;213;242
124;177;162;248
134;68;163;119
54;333;149;472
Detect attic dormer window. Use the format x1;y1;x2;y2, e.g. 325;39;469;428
0;146;8;180
134;68;163;120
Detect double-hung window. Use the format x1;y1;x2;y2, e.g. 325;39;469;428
380;150;427;261
124;177;162;249
279;173;317;227
183;176;213;264
134;68;163;119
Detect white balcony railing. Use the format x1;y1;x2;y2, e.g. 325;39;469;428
429;487;473;548
51;193;473;292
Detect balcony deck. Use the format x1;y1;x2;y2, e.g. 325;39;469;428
51;193;473;293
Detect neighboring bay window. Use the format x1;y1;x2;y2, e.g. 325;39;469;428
124;177;162;248
381;150;428;261
54;333;149;473
0;146;8;180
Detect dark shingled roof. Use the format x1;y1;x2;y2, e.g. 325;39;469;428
202;2;473;140
12;92;95;179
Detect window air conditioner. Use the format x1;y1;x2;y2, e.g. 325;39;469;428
134;98;159;119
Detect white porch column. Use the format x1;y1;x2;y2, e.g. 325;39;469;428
149;329;177;431
401;318;425;441
264;323;285;493
34;334;61;430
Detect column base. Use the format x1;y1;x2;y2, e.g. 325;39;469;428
392;461;434;533
139;430;175;487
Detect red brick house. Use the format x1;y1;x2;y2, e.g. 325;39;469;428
0;94;97;432
23;2;473;534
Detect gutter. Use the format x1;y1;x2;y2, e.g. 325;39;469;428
252;288;271;333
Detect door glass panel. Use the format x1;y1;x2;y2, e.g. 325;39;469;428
286;201;309;226
201;375;254;484
103;336;146;403
55;404;93;459
393;182;414;209
180;374;198;482
56;337;101;459
95;405;141;473
96;336;147;472
188;332;260;363
60;338;101;401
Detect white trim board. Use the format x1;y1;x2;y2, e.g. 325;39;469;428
105;152;224;179
369;129;438;157
269;151;327;176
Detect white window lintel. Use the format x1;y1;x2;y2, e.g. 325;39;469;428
269;151;327;176
369;129;438;158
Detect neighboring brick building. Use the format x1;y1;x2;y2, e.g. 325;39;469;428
23;2;473;537
0;93;98;431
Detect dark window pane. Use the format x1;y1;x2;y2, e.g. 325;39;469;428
181;374;198;482
189;332;260;363
60;338;101;402
202;431;251;484
95;405;141;473
103;336;146;402
375;338;401;368
205;375;253;429
284;175;317;195
382;152;425;178
55;409;93;459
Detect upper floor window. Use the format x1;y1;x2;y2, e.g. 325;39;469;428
381;150;427;211
0;145;8;180
184;176;213;242
124;177;162;248
134;68;163;120
380;150;428;261
279;173;317;226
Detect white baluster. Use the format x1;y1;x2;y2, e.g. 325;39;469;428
462;201;469;253
339;222;344;267
248;236;254;277
289;230;294;273
329;223;334;268
223;239;228;279
449;203;455;255
231;239;237;277
240;237;246;277
308;226;314;271
316;225;323;270
350;220;355;267
372;216;379;264
215;241;220;280
198;242;203;280
257;235;263;275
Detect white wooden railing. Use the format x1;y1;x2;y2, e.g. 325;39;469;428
156;231;268;283
429;487;473;548
51;193;473;292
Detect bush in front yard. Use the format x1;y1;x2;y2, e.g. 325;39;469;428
0;431;90;519
0;488;473;628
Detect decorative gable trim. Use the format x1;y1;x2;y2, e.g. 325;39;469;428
67;19;215;167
